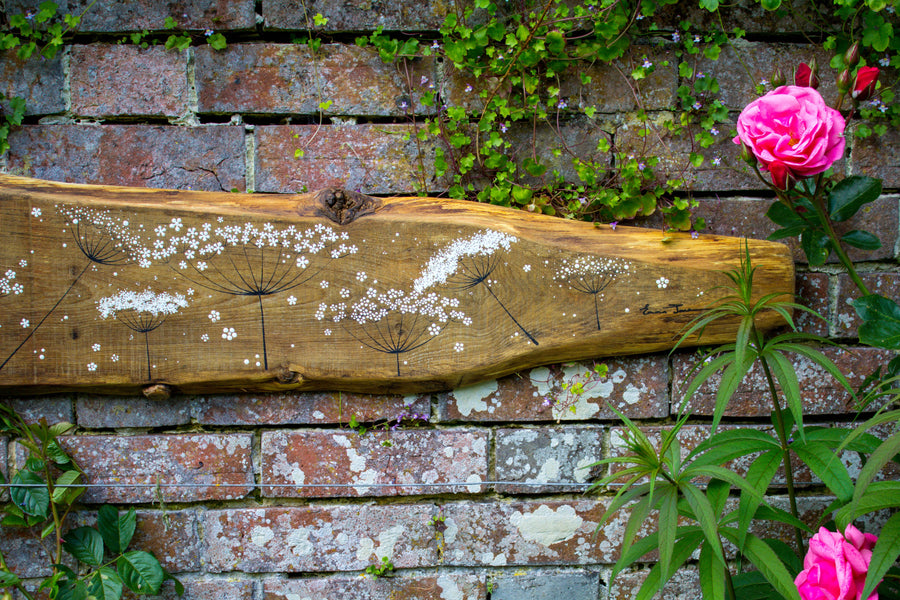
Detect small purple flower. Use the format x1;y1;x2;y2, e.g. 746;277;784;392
499;122;508;133
672;32;681;42
421;75;429;86
690;230;699;239
431;40;440;50
558;99;568;109
610;221;618;230
464;84;473;93
642;58;653;69
204;29;214;37
692;101;702;110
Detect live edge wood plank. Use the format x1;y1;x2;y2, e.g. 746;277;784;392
0;175;794;395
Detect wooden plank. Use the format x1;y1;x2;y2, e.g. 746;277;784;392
0;175;794;395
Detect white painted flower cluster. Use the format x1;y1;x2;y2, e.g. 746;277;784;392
339;287;471;327
555;255;632;282
413;229;518;294
97;289;189;319
0;269;23;296
57;205;148;266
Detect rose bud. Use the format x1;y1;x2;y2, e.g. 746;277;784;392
795;60;819;88
768;161;794;190
739;141;756;165
837;68;852;93
772;68;786;88
852;65;880;101
844;42;860;68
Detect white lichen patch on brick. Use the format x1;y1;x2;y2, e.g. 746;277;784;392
437;574;465;600
250;525;274;547
510;505;583;547
465;473;482;493
479;551;507;566
452;379;498;416
535;457;560;482
622;382;649;405
287;527;314;556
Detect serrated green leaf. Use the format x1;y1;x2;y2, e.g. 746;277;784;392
63;526;104;566
828;175;882;221
699;541;726;600
0;570;21;586
88;567;124;600
52;469;82;503
841;230;882;250
837;482;900;528
681;484;725;569
791;440;853;502
10;470;49;517
658;486;678;580
118;551;165;594
853;431;900;502
99;505;136;554
854;294;900;349
765;352;804;439
738;449;781;548
634;531;706;600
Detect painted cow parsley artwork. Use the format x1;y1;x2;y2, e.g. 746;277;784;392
158;220;357;369
97;289;189;380
414;229;538;345
555;255;632;330
1;206;146;372
327;286;471;376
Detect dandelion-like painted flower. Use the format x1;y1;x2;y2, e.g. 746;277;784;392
556;255;632;330
413;229;537;345
97;288;188;380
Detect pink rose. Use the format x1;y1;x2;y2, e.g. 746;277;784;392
795;524;879;600
733;85;845;185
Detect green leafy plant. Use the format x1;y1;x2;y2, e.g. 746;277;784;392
364;556;395;578
0;404;181;599
589;245;900;599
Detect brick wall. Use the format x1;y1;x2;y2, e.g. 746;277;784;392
1;1;898;599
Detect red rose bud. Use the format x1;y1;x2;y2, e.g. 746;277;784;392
852;65;880;101
771;68;786;88
837;69;852;93
844;42;860;68
739;141;756;165
795;60;819;88
768;161;792;190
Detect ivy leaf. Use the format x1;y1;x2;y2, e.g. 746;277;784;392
118;551;165;595
63;527;105;566
698;0;719;11
828;175;882;221
760;0;782;8
853;294;900;349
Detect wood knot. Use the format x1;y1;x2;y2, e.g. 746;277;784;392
142;383;172;402
314;188;381;225
275;366;302;385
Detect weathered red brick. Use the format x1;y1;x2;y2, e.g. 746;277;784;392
123;579;254;600
852;125;900;187
204;505;440;572
263;0;451;30
494;426;604;494
834;272;900;338
7;124;246;191
438;357;668;422
261;429;488;498
694;43;839;111
688;196;896;263
609;567;702;600
5;0;256;32
70;45;189;117
0;50;64;115
673;346;896;417
255;124;441;195
196;44;435;117
795;271;831;337
77;395;191;428
263;574;486;600
193;391;429;425
441;500;613;566
131;510;201;572
0;524;56;578
46;434;253;503
0;396;73;424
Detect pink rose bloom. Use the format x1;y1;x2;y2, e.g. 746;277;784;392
795;524;879;600
734;85;845;184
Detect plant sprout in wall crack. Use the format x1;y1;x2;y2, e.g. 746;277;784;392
414;229;538;345
97;289;188;380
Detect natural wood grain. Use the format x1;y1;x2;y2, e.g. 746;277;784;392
0;174;794;395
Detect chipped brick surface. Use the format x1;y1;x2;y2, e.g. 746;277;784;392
255;124;441;195
0;396;73;424
796;271;831;337
6;0;256;31
196;44;435;117
263;574;486;600
70;45;189;117
495;426;604;494
834;272;900;338
262;0;451;30
261;429;488;497
852;127;900;187
673;346;896;417
491;569;602;600
610;567;702;600
193;391;429;425
0;524;56;578
441;500;617;566
438;357;668;422
7;124;246;191
204;505;439;572
0;50;64;115
77;394;192;428
131;510;201;572
55;434;254;503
